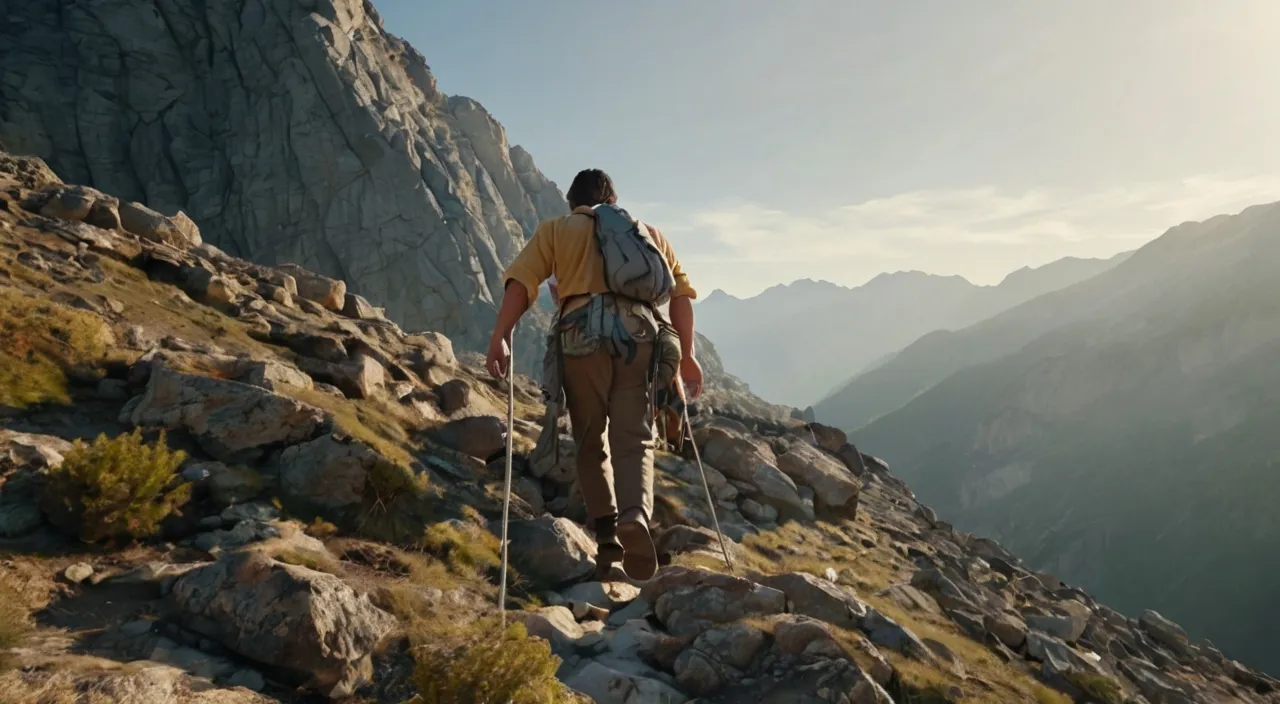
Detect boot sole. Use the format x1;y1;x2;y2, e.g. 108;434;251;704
616;519;658;581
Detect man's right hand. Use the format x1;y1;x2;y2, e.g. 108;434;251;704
680;356;704;400
486;334;511;380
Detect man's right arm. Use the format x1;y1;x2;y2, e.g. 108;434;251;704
487;222;554;378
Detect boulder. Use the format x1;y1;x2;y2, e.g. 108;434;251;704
1139;609;1193;656
772;614;846;658
696;426;808;518
804;423;847;454
119;201;201;246
434;378;471;414
984;612;1028;650
169;551;395;698
1024;600;1091;644
773;440;860;516
432;415;506;459
239;359;314;392
655;524;743;565
342;293;384;320
330;354;386;399
642;567;787;638
1026;632;1107;677
759;571;867;629
673;622;768;695
506;517;597;586
125;368;328;463
278;434;399;511
860;607;934;660
560;581;642;611
564;661;689;704
277;264;346;311
511;606;585;650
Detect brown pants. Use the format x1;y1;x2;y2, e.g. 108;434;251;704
562;342;656;523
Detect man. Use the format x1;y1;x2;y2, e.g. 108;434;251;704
486;169;702;580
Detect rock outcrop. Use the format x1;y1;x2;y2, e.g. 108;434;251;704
0;0;565;370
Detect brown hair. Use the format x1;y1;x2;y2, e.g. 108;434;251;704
566;169;618;209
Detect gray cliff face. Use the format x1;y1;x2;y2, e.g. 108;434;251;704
0;0;567;368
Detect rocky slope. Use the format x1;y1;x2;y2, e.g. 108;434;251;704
852;201;1280;674
699;255;1126;409
0;0;567;371
1;154;1275;703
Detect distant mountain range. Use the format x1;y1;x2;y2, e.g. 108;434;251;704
696;254;1129;407
848;200;1280;672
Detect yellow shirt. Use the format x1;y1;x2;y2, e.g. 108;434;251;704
502;206;697;309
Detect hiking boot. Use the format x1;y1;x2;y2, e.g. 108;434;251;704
594;515;624;568
616;507;658;581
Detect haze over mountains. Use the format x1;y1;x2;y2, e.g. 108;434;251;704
696;254;1128;407
847;201;1280;672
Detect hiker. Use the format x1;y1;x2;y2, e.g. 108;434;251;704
485;168;702;580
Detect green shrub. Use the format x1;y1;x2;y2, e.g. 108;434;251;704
410;621;576;704
41;429;191;543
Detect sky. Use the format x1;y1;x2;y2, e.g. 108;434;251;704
376;0;1280;297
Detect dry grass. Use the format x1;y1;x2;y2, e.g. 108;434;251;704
857;596;1071;704
285;386;421;469
0;287;112;408
0;573;32;672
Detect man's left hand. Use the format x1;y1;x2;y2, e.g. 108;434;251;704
680;356;704;400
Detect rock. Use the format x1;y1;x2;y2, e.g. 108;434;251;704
984;612;1028;650
655;524;743;565
1139;609;1193;655
860;607;933;660
278;434;399;511
512;606;584;650
432;415;506;459
96;377;131;401
1026;631;1106;677
240;359;313;392
119;201;201;246
696;426;809;518
330;354;386;399
208;464;265;505
674;621;768;694
759;571;867;629
507;517;597;586
257;282;293;307
0;502;44;537
63;562;95;584
278;264;346;312
342;293;383;320
909;568;974;611
1025;600;1091;644
772;614;845;657
773;440;860;516
739;498;778;524
804;423;847;454
560;581;642;611
435;378;471;414
37;185;95;221
642;566;786;638
169;551;395;698
876;584;941;615
125;368;328;463
564;661;689;704
227;668;266;692
513;476;545;515
1;429;73;469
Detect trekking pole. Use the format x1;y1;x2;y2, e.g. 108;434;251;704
498;332;515;629
677;379;735;574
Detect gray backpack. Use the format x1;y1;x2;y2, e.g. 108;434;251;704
593;203;674;306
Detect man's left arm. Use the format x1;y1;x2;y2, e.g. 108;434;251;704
650;225;703;398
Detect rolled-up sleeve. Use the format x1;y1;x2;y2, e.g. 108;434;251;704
650;225;697;300
502;221;554;304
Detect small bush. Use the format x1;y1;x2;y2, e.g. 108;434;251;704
410;621;575;704
41;429;191;543
0;574;32;670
